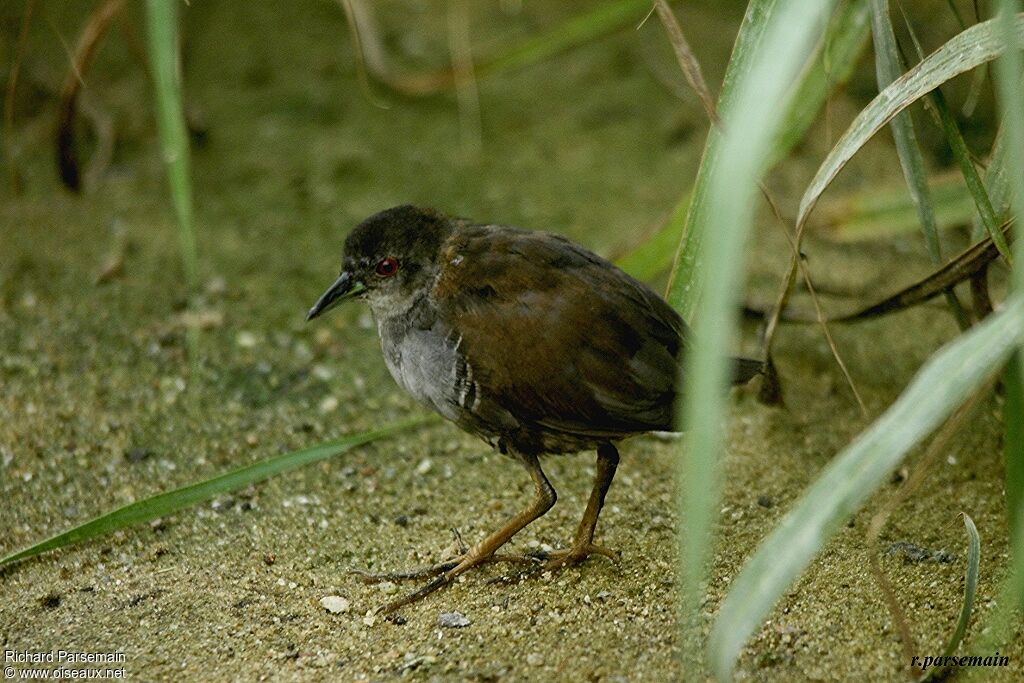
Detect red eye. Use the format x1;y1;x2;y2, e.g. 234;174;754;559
375;257;400;277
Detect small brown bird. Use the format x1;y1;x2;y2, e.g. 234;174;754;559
306;205;761;611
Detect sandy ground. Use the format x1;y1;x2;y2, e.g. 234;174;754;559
2;1;1022;681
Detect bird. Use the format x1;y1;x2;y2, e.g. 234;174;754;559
305;205;762;612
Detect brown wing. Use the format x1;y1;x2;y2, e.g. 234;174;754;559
432;224;687;438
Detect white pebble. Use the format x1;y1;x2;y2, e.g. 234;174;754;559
319;595;350;613
438;611;470;628
311;364;334;381
236;331;257;348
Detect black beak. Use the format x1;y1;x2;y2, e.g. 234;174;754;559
305;271;366;321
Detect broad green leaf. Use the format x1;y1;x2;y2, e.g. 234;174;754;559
661;0;841;676
0;416;437;568
668;0;852;319
709;294;1024;678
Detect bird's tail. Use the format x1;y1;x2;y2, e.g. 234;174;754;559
732;357;764;385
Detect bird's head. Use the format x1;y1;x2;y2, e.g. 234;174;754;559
305;205;455;322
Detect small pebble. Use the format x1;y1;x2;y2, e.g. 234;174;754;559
438;611;470;628
526;653;543;667
320;595;350;613
236;331;258;348
311;364;334;381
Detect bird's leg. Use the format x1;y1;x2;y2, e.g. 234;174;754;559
534;442;620;570
374;451;556;613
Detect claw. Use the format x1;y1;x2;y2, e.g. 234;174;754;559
378;574;452;614
531;543;619;571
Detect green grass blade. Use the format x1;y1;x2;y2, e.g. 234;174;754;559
993;0;1024;581
709;293;1024;679
797;13;1024;237
899;17;1013;264
870;0;969;328
770;0;871;166
870;0;941;261
660;0;840;674
0;415;437;569
925;513;981;680
618;3;869;285
974;125;1012;241
144;0;199;294
943;514;981;658
970;507;1024;676
1006;355;1024;550
665;1;773;322
668;0;853;320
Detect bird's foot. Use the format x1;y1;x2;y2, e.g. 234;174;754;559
530;542;618;571
371;550;542;614
351;527;538;586
351;551;539;585
350;559;460;584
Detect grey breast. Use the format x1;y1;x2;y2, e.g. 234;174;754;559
376;311;523;450
376;319;462;423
